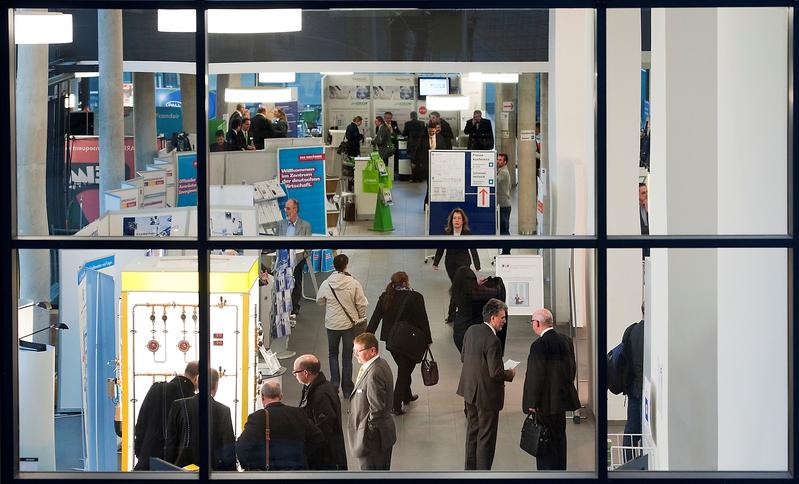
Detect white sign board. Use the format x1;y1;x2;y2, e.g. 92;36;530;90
470;151;495;187
495;255;544;316
430;150;465;202
502;101;515;111
520;129;535;141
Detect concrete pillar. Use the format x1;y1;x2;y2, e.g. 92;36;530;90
180;74;197;134
97;10;125;215
517;74;537;235
15;23;51;312
605;10;644;422
646;7;788;471
133;72;157;172
215;74;229;121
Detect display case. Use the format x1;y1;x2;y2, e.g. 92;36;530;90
119;255;260;471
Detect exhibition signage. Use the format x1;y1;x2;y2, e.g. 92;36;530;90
494;255;544;316
176;152;198;207
277;146;327;235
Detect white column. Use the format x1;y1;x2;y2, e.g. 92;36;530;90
133;72;157;172
97;10;125;215
517;74;537;235
606;10;644;422
180;74;197;134
548;9;595;327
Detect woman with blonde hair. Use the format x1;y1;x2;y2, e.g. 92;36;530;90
272;107;288;138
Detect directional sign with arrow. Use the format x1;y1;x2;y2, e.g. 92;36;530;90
477;186;490;207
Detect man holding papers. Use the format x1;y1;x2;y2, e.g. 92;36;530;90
456;298;515;470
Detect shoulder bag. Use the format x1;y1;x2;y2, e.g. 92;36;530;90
420;347;439;386
330;286;367;336
520;411;550;457
263;408;271;471
386;293;428;363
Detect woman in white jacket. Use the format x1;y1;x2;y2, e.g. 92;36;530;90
316;253;368;396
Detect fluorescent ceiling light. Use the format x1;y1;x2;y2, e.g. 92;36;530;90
15;12;73;44
225;88;292;103
258;72;296;83
208;9;302;33
425;95;470;111
74;71;99;78
157;9;195;33
321;72;355;76
64;94;76;109
466;72;520;83
158;9;302;33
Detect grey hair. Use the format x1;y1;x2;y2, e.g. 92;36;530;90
482;298;508;322
260;380;282;399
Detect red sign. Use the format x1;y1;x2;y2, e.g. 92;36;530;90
298;154;325;161
418;106;427;115
478;187;490;208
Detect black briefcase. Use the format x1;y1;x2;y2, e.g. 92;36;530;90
520;412;550;457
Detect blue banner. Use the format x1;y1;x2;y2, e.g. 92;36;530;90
80;270;117;471
176;152;198;207
156;107;183;137
277;146;327;235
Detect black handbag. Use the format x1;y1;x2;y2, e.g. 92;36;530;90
520;412;550;457
420;347;439;386
385;294;427;363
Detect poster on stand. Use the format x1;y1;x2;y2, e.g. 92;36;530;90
494;255;544;316
277;146;327;235
371;74;417;127
176;152;198;206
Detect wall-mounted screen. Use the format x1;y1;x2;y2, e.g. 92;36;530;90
418;77;450;97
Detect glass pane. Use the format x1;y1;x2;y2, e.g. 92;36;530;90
16;248;199;475
606;7;789;236
210;246;596;474
607;248;789;471
13;9;197;238
206;8;595;239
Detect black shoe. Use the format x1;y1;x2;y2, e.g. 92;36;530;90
391;407;405;416
404;394;419;404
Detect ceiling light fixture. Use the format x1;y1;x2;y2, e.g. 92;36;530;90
224;88;292;103
14;12;73;44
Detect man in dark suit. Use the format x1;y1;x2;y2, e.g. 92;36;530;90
226;117;246;151
133;361;198;470
523;308;580;470
250;106;274;149
457;299;515;470
402;112;426;181
347;332;396;470
415;122;447;208
236;381;324;470
293;354;348;470
277;198;312;318
164;368;236;470
429;111;455;149
464;110;494;150
229;103;246;126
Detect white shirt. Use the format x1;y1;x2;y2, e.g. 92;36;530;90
356;354;378;383
453;228;462;236
483;321;497;336
540;326;554;337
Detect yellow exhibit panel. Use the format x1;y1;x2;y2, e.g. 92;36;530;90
119;256;260;471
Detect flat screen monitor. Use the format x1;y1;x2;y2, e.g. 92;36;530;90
418;77;450;97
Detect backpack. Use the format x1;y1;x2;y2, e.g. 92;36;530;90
607;340;630;395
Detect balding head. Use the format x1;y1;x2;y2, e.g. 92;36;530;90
293;354;321;385
531;308;554;336
260;380;282;406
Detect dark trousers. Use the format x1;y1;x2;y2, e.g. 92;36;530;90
464;402;500;470
623;395;643;461
535;412;567;470
499;206;512;254
291;258;306;313
444;259;459;322
390;351;416;410
326;328;354;395
358;447;392;470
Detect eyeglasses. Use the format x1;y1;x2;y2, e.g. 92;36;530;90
292;369;305;374
531;319;540;324
353;347;371;354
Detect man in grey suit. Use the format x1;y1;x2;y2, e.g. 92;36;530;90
457;298;515;470
347;332;396;470
276;198;312;317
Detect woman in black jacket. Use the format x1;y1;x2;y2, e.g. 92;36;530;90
433;208;481;323
366;271;432;415
450;266;505;353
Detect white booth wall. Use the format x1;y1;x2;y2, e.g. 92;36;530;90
646;7;788;471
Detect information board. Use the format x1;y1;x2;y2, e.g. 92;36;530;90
277;146;327;235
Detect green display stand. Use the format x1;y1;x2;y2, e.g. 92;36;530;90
371;189;394;232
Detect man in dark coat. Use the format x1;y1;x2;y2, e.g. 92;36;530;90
429;111;455;149
523;307;580;470
164;368;236;470
133;361;198;470
226;117;246;151
415;122;447;207
402;112;426;181
293;355;348;470
622;314;645;459
457;299;515;470
250;106;274;150
464;109;495;150
237;381;324;470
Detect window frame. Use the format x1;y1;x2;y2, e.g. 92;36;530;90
1;1;795;481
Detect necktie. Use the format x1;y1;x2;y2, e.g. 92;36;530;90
356;365;366;385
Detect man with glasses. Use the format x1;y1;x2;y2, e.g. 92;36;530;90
347;332;396;470
292;354;348;470
457;298;515;470
523;308;580;470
